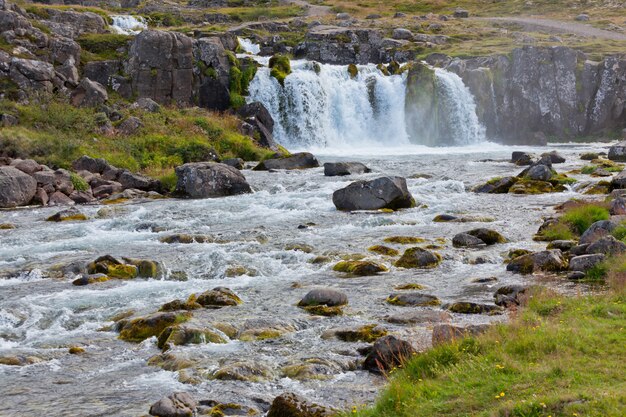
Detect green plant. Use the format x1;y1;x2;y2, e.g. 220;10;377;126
70;173;89;192
77;34;132;62
269;54;291;86
561;203;609;235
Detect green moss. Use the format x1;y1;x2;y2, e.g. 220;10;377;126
333;260;388;275
348;63;358;78
118;312;192;343
335;324;388;342
562;204;609;235
383;236;426;244
70;172;89;192
368;245;400;256
394;248;442;269
106;264;138;279
77;34;131;62
269;54;291;86
508;179;555;194
394;283;425;290
302;305;344;316
147;12;185;27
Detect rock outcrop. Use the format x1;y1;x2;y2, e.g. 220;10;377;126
332;176;415;211
175;162;252;198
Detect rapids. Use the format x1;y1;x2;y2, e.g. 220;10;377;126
0;144;607;416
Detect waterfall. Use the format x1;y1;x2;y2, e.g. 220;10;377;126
238;37;261;55
248;62;410;148
110;15;147;35
433;68;486;145
247;59;486;148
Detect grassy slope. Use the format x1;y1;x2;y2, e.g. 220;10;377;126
0;98;274;186
354;288;626;417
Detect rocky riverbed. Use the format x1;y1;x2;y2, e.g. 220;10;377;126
0;143;613;416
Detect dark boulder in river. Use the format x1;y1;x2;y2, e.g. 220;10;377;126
267;392;335;417
254;152;320;170
149;392;197;417
175;162;251;198
362;335;415;374
333;176;415;211
324;162;371;176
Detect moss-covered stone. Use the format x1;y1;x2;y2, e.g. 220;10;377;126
332;260;388;276
211;361;274;382
334;324;388;342
46;209;88;222
269;54;291;86
157;325;227;351
446;302;502;315
309;255;331;264
68;346;85;354
122;258;160;278
106;264;138;279
505;248;533;262
383;236;426;244
302;305;344;316
347;63;358;78
159;234;214;244
281;358;342;381
195;287;242;308
225;265;257;277
284;243;314;253
238;329;283;342
394;248;442;268
368;245;400;256
117;312;192;343
147;352;193;371
394;283;425;290
508;179;555;194
386;292;441;306
0;223;15;229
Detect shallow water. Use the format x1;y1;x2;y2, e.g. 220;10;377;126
0;143;610;416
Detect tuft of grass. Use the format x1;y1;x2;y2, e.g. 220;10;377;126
77;33;132;62
535;222;575;241
561;203;609;235
354;287;626;417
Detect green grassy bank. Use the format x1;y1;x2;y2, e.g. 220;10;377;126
354;282;626;417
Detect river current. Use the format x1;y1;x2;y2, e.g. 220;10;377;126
0;144;607;416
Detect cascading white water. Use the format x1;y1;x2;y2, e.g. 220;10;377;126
247;59;486;148
433;68;486;145
248;61;410;148
110;15;148;35
238;37;261;55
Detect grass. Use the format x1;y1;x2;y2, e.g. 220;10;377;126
76;33;132;62
0;97;274;177
561;203;609;235
353;286;626;417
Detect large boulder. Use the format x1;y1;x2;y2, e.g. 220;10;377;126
586;235;626;256
506;249;567;274
580;220;616;245
569;254;605;272
609;142;626;162
237;102;277;150
70;78;108;107
125;30;194;105
324;162;371;176
362;335;415;374
394;247;442;268
332;176;415;211
254;152;319;170
0;166;37;207
117;170;160;191
175;162;251;198
298;288;348;307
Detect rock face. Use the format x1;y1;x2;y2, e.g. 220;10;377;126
175;162;252;198
295;26;384;65
0;166;37;207
324;162;371;176
332;176;415;211
445;46;626;144
125;30;194;105
70;78;108;107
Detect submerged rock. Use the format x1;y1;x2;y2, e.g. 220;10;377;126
117;312;192;342
465;228;506;245
323;162;371;176
157;325;227;351
362;335;415;374
175;162;251;198
332;176;415;211
212;361;275;382
254;152;319;170
473;176;518;193
298;289;348;307
386;292;441;306
46;208;87;222
195;287;242;308
452;233;485;248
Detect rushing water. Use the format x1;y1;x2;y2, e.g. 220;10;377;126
0;144;608;416
110;15;147;35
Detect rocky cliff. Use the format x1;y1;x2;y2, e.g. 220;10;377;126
430;46;626;143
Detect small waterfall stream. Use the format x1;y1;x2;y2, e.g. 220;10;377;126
110;15;147;35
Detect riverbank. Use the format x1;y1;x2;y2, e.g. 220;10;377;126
355;283;626;417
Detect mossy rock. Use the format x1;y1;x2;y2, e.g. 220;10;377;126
383;236;426;244
466;228;507;245
581;152;599;160
159;234;214;244
0;223;16;229
238;329;283;342
281;358;342;381
302;305;344;316
584;183;611;195
368;245;400;256
446;302;502;315
195;287;242;308
284;243;314;253
505;248;532;262
269;54;291;86
157;325;227;351
46;208;88;222
309;255;331;264
347;63;358;78
147;352;193;371
334;324;388;342
117;312;192;342
394;283;425;290
386;292;441;306
68;346;85;354
394;248;442;269
211;361;274;382
225;265;257;277
332;260;388;276
159;298;202;312
122;258;160;278
106;264;138;279
72;274;110;285
508;179;555;194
